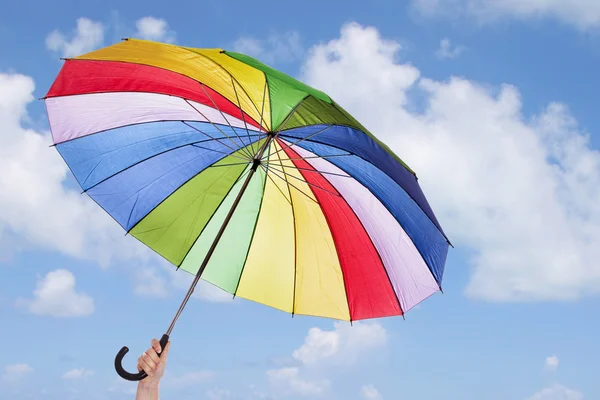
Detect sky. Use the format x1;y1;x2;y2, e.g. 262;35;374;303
1;0;600;399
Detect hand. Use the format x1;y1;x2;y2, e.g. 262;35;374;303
136;338;170;387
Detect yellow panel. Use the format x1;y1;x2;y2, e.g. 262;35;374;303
275;143;350;320
235;143;295;312
73;39;265;128
188;49;271;131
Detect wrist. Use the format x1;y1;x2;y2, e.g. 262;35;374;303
139;380;160;389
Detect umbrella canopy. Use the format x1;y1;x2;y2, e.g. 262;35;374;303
45;38;451;380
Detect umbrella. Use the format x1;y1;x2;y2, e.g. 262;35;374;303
44;38;451;381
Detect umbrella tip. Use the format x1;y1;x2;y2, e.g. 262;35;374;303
121;37;129;41
439;286;444;294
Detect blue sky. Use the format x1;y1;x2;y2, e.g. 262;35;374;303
1;1;599;399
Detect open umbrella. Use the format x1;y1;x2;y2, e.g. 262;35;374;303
44;38;451;381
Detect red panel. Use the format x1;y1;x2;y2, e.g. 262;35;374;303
46;60;262;130
281;141;402;320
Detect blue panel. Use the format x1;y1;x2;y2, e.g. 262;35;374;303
87;137;256;231
280;125;446;239
291;140;448;285
56;121;260;191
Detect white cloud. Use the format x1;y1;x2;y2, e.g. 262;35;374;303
232;31;303;65
1;364;33;381
206;388;233;400
134;268;169;298
361;384;383;400
292;322;387;366
435;38;466;59
267;367;329;397
544;356;560;371
411;0;600;30
301;22;600;303
266;322;386;397
165;370;214;388
45;17;104;58
527;384;584;400
62;368;95;380
0;73;152;268
134;16;175;43
1;72;233;304
16;269;94;317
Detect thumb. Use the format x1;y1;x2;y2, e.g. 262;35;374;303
161;341;171;361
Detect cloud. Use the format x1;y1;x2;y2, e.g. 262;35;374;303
1;71;235;305
134;16;175;43
16;269;94;317
206;388;233;400
292;322;387;366
411;0;600;30
266;322;386;397
267;367;329;397
0;72;153;268
165;370;214;388
232;31;303;65
361;384;383;400
435;38;466;59
134;267;169;298
45;17;104;58
301;22;600;303
62;368;95;380
544;356;560;371
527;384;583;400
1;364;33;381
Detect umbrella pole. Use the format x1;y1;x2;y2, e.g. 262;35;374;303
115;134;275;381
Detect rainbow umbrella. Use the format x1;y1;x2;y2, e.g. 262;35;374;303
44;38;451;381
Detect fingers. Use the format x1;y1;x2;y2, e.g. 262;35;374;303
161;341;171;361
136;338;170;376
145;348;161;366
137;353;156;376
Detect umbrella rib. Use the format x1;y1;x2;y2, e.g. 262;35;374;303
270;166;319;204
273;148;298;316
262;162;352;178
81;137;252;194
266;163;344;199
182;120;252;160
189;143;254;162
230;76;262;157
198;84;259;159
184;100;254;160
190;49;264;123
259;164;292;206
258;78;268;135
270;154;352;163
262;125;334;161
208;161;253;168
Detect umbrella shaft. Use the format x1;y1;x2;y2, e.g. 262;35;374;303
166;134;275;336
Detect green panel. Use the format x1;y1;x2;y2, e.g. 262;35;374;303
278;96;367;132
130;152;251;266
279;97;415;175
267;75;308;130
180;165;267;294
224;51;332;129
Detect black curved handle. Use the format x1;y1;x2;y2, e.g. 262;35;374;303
114;334;169;381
